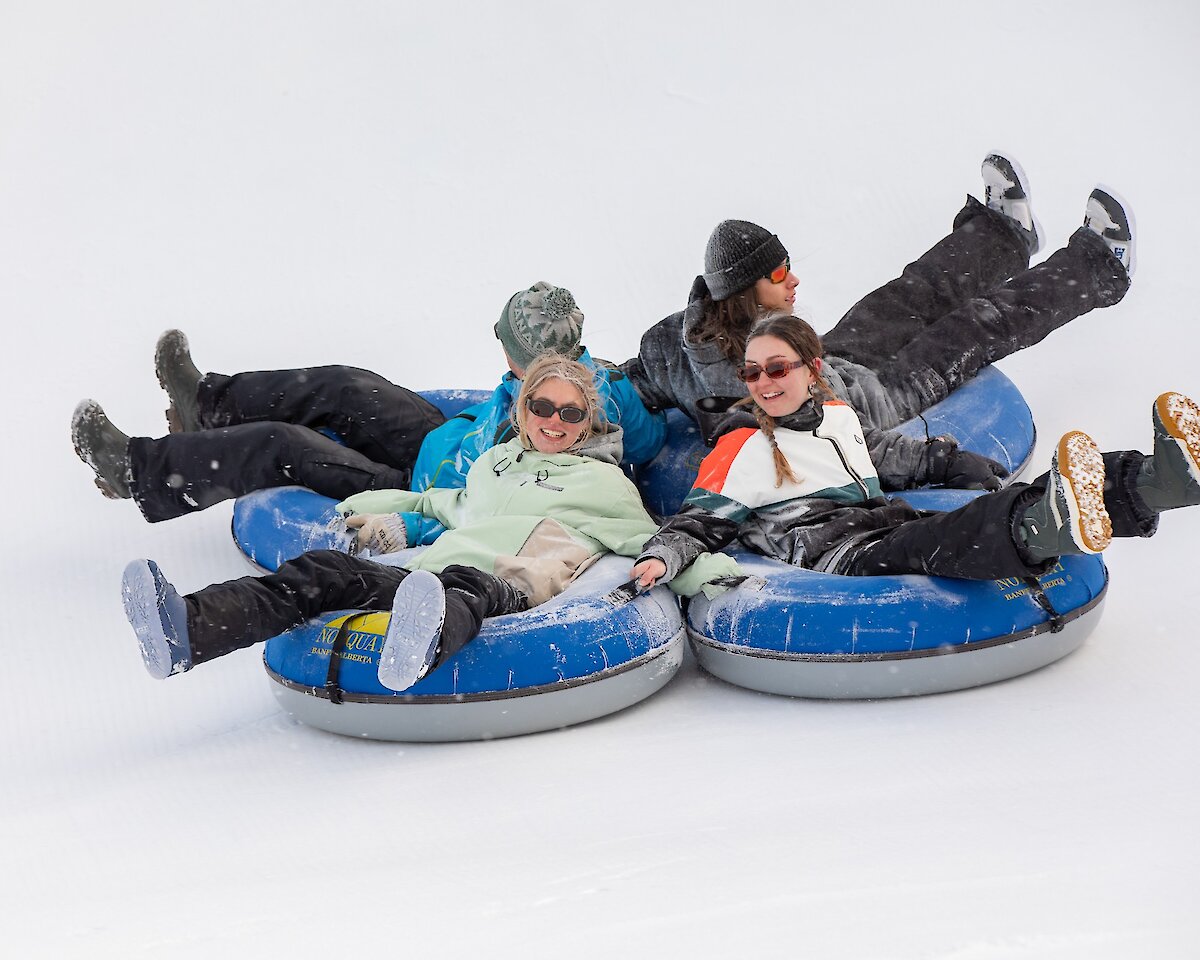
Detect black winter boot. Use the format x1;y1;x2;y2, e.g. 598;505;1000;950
1137;392;1200;512
1018;431;1113;561
155;329;203;433
71;399;132;499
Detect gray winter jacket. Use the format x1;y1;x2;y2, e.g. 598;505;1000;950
619;276;905;432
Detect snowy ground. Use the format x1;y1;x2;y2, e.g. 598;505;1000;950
3;2;1199;956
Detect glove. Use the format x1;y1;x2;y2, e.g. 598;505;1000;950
344;513;415;556
925;439;1008;492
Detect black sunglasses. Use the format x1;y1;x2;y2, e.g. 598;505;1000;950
526;397;588;424
736;359;808;383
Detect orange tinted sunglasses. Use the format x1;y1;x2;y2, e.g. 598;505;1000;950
765;258;792;284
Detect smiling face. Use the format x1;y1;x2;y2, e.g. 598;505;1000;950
752;260;799;313
523;376;592;454
743;333;817;418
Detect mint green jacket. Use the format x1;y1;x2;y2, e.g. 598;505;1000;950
338;432;739;599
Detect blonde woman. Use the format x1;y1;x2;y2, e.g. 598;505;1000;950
122;354;738;692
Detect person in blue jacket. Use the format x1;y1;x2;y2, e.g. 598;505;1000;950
71;282;666;545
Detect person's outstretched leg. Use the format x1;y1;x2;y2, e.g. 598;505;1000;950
121;550;409;677
1099;392;1200;539
155;330;446;470
822;158;1037;369
377;564;528;691
127;421;410;521
869;191;1133;419
840;431;1112;579
72;401;408;521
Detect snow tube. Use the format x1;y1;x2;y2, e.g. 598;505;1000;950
687;551;1107;699
635;364;1036;517
263;555;685;741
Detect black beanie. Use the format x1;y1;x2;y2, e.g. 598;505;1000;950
702;220;789;301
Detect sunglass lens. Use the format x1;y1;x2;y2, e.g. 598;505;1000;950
737;365;762;382
528;398;587;423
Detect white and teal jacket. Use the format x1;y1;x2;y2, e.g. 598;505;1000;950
638;397;946;574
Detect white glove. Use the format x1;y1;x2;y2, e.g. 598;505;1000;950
344;513;410;556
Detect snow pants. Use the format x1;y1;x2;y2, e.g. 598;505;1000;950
127;365;446;522
838;451;1158;579
822;197;1131;423
183;550;525;667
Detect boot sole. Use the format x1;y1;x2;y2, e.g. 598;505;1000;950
1156;392;1200;486
379;570;445;692
122;560;176;680
1057;431;1112;554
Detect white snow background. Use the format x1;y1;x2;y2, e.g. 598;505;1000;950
3;2;1198;956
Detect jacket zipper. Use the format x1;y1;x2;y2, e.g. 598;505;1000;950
815;428;870;500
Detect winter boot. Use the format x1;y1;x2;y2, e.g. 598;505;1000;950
1083;185;1136;277
1136;392;1200;511
1018;431;1113;560
154;329;203;433
378;570;449;691
121;559;193;679
982;151;1042;255
71;399;132;499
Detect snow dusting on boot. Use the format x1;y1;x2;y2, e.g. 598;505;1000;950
378;570;445;692
1057;431;1112;554
71;399;132;499
154;329;203;433
121;559;193;679
981;151;1042;255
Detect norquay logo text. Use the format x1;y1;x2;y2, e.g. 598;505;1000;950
311;614;390;663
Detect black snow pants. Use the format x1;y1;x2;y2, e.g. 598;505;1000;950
822;197;1131;423
127;365;446;522
184;551;525;667
837;451;1158;579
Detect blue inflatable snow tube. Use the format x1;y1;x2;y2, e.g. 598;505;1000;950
262;554;686;742
686;551;1107;699
235;389;683;741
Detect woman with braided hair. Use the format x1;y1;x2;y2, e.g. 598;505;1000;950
630;314;1200;589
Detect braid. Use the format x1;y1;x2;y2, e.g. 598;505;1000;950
752;404;799;488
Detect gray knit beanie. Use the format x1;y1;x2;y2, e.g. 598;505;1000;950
702;220;789;301
495;281;585;370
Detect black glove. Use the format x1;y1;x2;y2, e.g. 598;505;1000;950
925;439;1008;492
